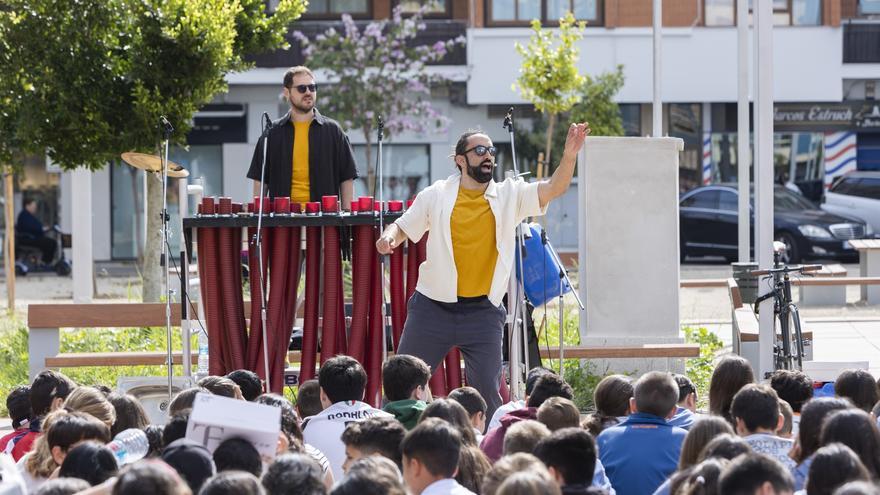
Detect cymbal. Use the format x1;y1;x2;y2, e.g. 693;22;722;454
121;152;189;178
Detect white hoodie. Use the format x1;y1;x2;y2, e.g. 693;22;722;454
302;400;392;481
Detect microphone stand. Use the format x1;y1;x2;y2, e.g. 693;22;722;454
377;117;389;377
503;107;532;400
159;116;174;401
540;227;584;374
253;113;273;392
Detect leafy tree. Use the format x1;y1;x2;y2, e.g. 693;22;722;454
295;6;464;193
514;12;586;175
0;0;306;301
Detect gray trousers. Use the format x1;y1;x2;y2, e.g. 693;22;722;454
397;291;506;420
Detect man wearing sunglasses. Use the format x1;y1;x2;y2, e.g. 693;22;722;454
247;65;358;209
376;123;590;420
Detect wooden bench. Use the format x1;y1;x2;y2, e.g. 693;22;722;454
28;303;700;379
799;264;847;306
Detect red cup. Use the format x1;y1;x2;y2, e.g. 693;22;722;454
358;196;374;212
350;202;361;213
202;197;216;215
374;201;384;212
305;202;321;215
232;202;243;214
291;202;302;214
274;197;291;214
388;200;403;212
252;196;272;214
406;199;414;208
322;195;339;213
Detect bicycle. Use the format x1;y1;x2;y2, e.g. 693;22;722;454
750;244;822;372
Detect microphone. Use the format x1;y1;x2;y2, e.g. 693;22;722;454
159;115;174;135
260;112;273;139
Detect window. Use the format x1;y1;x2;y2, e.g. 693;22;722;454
619;104;641;137
705;0;734;26
746;0;821;26
830;177;859;195
351;144;430;201
851;178;880;199
719;190;739;211
681;190;719;209
863;0;880;15
488;0;600;24
304;0;369;17
397;0;449;15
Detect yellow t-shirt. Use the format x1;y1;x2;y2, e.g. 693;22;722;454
291;121;311;204
451;187;498;298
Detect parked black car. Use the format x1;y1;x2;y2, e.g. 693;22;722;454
679;184;872;263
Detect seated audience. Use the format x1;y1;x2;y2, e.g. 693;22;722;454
111;460;192;495
33;477;90;495
144;424;165;458
597;371;687;495
419;399;491;492
261;453;326;495
331;456;407;495
672;458;727;495
213;438;262;478
481;373;573;462
502;420;549;456
536;396;580;432
834;370;879;413
296;379;323;419
482;453;549;495
401;418;474;495
769;370;813;434
162;411;191;446
698;434;752;462
708;355;755;424
302;356;391;481
670;374;697;430
834;482;880;495
582;375;633;436
718;453;794;495
382;355;431;429
168;387;210;417
58;441;118;486
533;427;597;495
199;471;264;495
107;393;150;437
791;397;852;490
778;400;794;440
63;387;116;430
0;386;32;456
496;471;562;495
197;376;243;400
10;371;76;461
819;409;880;479
161;438;216;493
805;443;870;495
653;415;735;495
448;386;489;442
340;416;405;472
226;369;263;402
489;367;554;430
730;384;795;470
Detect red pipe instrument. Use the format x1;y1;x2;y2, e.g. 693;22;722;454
300;226;322;382
445;347;463;390
365;227;384;407
216;198;247;372
388;200;406;351
320;200;342;364
198;198;224;375
245;198;272;375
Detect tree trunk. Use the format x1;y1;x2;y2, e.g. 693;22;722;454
142;171;163;302
363;123;374;196
544;113;557;175
4;171;14;312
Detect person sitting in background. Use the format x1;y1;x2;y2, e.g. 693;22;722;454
804;443;870;495
536;397;580;432
111;460;193;495
481;373;573;463
533;427;598;495
161;438;216;493
597;372;687;495
496;471;562;495
33;477;90;495
653;415;735;495
0;386;32;456
227;369;263;402
481;453;556;495
401;418;474;495
162;411;191;447
790;397;852;491
448;387;488;443
302;356;391;481
698;433;752;462
581;375;633;437
16;198;56;265
57;441;118;486
834;482;880;495
488;367;554;430
64;387;116;430
10;371;76;462
262;453;327;495
769;370;813;435
834;370;878;413
718;453;794;495
197;376;244;400
107;393;150;437
730;384;795;471
213;438;262;478
168;387;210;417
708;355;755;425
670;374;697;430
296;379;324;419
333;456;407;495
382;355;431;429
502;420;549;457
340;416;406;472
199;471;264;495
778;400;794;440
418;399;491;493
144;424;165;458
672;458;728;495
819;409;880;479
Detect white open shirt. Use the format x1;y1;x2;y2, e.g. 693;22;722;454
395;171;547;307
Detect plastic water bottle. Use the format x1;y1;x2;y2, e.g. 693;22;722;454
107;429;149;465
197;331;209;379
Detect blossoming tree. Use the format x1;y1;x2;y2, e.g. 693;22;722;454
295;6;464;194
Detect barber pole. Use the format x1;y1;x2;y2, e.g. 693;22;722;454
823;131;857;189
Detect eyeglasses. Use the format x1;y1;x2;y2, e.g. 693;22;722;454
292;84;317;94
462;145;497;157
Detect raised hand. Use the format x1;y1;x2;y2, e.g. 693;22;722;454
563;122;591;157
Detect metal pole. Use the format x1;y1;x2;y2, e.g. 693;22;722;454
652;0;662;137
4;172;14;312
178;177;191;380
737;0;751;262
754;0;775;379
378;117;388;375
161;135;173;399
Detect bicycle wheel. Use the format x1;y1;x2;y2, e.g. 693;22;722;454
776;307;794;370
788;304;805;370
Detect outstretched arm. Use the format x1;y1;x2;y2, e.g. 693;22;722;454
538;122;590;208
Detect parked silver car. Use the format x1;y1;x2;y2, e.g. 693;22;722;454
822;171;880;233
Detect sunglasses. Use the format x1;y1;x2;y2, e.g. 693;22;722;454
292;84;317;94
462;145;497;157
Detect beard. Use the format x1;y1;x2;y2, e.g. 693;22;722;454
465;156;494;184
291;97;314;114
